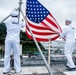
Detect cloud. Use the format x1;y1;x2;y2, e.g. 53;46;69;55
0;0;76;37
38;0;76;28
0;0;76;28
0;0;25;22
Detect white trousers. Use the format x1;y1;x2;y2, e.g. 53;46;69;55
3;39;21;72
64;42;75;68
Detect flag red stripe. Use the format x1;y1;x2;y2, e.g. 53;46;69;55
28;22;50;30
26;31;59;42
27;21;56;32
26;26;57;35
25;1;62;42
26;17;61;41
40;21;56;32
32;31;57;35
45;15;58;29
49;14;62;32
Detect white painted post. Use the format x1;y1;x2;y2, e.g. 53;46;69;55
48;38;51;66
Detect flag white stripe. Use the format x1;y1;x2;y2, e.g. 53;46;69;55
47;15;62;33
27;29;59;39
43;19;59;32
27;23;55;33
47;15;58;27
27;18;56;33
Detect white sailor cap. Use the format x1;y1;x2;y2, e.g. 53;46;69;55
65;19;72;22
11;10;19;16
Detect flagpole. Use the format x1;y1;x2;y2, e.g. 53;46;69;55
48;38;51;66
18;0;23;23
0;15;10;23
27;23;53;75
0;0;22;24
20;9;53;75
20;0;53;74
0;8;18;23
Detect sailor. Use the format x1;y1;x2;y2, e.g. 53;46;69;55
60;19;76;71
3;10;25;74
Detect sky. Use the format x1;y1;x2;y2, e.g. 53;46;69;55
0;0;76;37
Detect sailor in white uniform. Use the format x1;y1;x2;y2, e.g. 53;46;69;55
60;19;76;70
3;10;25;74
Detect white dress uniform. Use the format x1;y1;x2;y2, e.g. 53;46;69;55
60;24;75;68
3;11;24;73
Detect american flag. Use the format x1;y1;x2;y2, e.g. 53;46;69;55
26;0;62;42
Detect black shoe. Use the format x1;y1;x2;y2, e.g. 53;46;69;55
3;72;7;74
3;72;6;74
66;67;76;71
12;68;15;70
66;65;70;68
3;72;9;74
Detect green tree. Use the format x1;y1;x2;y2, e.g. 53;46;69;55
20;31;45;55
0;23;6;44
0;24;45;54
